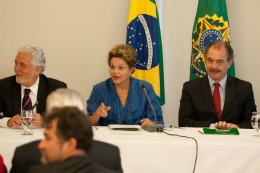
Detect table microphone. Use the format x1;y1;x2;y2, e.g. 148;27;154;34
141;84;164;132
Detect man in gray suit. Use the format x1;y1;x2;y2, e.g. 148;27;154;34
28;107;116;173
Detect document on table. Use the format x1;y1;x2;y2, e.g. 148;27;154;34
109;124;142;135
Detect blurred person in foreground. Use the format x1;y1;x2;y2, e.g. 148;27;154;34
27;107;116;173
179;40;256;129
46;88;86;113
87;44;164;128
11;89;122;173
0;45;67;127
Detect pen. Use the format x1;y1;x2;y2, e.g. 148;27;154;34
198;130;204;135
31;101;39;110
95;126;98;130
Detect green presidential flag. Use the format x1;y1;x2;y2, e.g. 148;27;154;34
190;0;235;80
126;0;165;105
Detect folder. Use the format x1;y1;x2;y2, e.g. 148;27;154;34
203;128;240;135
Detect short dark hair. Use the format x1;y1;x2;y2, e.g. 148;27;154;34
205;40;234;61
107;44;137;73
44;107;93;154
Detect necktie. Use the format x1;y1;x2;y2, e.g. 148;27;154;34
22;89;32;110
213;83;221;119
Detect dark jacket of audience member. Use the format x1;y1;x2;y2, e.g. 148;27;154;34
10;140;123;173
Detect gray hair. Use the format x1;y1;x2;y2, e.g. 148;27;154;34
18;45;46;74
46;89;86;113
205;41;234;62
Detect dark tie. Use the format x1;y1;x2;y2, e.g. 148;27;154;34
213;83;221;119
22;89;32;110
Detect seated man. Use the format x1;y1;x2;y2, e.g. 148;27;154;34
10;89;122;173
179;41;256;129
0;45;67;127
27;107;116;173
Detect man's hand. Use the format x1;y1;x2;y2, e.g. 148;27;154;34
95;103;111;118
7;114;22;127
140;118;154;128
215;121;239;129
33;113;43;126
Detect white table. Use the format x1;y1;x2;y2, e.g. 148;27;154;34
0;126;44;172
1;126;260;173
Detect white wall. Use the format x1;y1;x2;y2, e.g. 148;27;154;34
0;0;259;126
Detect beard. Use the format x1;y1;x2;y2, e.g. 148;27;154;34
40;150;48;165
15;72;34;85
39;149;64;165
40;157;48;165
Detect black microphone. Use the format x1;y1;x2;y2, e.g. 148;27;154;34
141;84;164;132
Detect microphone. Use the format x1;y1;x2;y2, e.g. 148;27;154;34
141;84;164;132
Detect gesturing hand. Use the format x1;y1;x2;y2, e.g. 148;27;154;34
96;103;111;118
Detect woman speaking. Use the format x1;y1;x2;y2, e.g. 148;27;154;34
87;44;164;128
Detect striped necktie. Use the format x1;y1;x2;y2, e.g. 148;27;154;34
22;89;32;110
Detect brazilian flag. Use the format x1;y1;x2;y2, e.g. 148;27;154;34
190;0;235;80
126;0;165;105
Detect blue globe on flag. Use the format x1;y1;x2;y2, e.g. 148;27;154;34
126;14;159;70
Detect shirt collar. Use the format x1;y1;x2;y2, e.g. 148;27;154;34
208;74;227;89
21;75;40;95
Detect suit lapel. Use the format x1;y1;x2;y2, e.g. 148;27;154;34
12;83;22;115
221;75;235;119
37;75;47;114
200;75;219;120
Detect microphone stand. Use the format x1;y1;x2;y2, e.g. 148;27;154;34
141;85;164;132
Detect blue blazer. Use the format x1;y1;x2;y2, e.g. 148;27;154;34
87;77;164;126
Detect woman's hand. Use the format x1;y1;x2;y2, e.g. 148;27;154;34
96;103;111;118
90;103;111;126
140;118;154;128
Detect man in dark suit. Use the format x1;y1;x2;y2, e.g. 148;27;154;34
0;45;66;127
89;140;122;172
27;107;116;173
179;41;256;129
10;140;41;173
11;140;122;173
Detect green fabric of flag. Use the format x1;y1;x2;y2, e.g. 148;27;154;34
190;0;235;80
